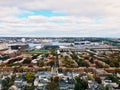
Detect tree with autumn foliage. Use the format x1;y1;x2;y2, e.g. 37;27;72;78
25;72;35;83
48;76;59;90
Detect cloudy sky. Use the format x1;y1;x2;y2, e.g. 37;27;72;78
0;0;120;37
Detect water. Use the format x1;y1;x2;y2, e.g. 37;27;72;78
29;43;41;47
28;42;72;47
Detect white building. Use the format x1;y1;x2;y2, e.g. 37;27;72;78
0;42;8;50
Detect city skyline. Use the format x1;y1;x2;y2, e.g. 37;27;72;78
0;0;120;37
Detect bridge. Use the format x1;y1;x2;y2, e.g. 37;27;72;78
59;47;120;52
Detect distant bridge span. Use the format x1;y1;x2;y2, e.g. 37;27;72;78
59;47;120;52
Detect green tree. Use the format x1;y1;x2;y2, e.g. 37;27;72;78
51;50;57;56
23;57;31;64
81;79;88;88
2;76;15;90
38;61;44;66
70;53;78;60
25;85;34;90
74;76;88;90
2;79;8;90
74;83;82;90
104;85;109;90
25;72;35;83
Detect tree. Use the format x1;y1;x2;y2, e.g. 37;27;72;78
32;54;39;59
51;50;57;56
74;76;88;90
48;60;54;67
64;56;69;61
25;85;34;90
2;76;15;90
23;57;31;64
74;83;82;90
38;61;44;67
94;76;101;84
54;76;59;83
81;79;88;88
81;60;89;67
25;72;35;83
104;85;109;90
107;75;120;86
2;79;8;90
18;66;24;72
84;54;90;59
58;68;62;73
115;68;120;73
48;76;59;90
70;53;78;60
48;81;57;90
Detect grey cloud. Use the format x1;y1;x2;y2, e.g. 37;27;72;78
0;0;119;37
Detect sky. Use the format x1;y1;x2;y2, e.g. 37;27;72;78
0;0;120;37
